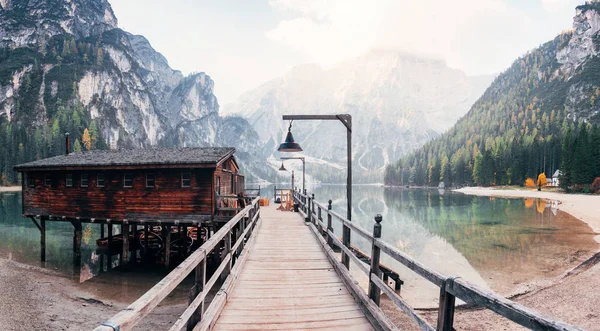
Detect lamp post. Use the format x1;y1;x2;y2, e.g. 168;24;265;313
275;162;287;200
277;114;352;222
280;157;305;193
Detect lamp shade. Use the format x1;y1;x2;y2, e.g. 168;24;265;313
277;130;303;152
279;162;287;171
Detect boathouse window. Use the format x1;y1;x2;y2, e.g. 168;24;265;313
97;173;105;187
66;174;73;187
45;174;52;187
146;173;155;188
181;172;191;187
81;173;89;187
216;176;221;195
124;173;133;188
28;176;35;188
231;173;235;194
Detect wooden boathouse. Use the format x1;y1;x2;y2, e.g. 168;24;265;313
13;146;248;268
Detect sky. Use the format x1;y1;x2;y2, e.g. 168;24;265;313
109;0;583;105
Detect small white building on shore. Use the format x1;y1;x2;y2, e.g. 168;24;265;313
551;170;562;187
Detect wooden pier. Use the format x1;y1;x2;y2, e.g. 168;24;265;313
96;192;584;331
212;204;373;330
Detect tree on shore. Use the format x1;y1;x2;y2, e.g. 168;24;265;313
537;173;547;191
525;178;535;188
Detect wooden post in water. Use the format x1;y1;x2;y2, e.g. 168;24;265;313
107;222;113;271
326;200;333;248
73;221;82;267
163;226;171;269
437;278;456;331
368;214;383;305
99;224;105;271
143;225;149;263
122;222;130;267
40;218;46;262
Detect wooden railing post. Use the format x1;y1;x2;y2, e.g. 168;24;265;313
311;194;316;224
306;194;312;222
368;214;383;306
341;218;351;269
303;189;307;213
187;258;206;331
437;278;456;331
317;203;322;232
224;230;232;277
326;200;333;248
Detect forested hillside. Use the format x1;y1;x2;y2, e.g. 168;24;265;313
0;33;108;184
385;4;600;192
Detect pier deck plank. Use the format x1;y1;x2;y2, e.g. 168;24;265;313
212;204;373;331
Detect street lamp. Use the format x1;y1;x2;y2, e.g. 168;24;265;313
277;121;303;152
278;162;287;171
277;115;352;269
280;157;305;194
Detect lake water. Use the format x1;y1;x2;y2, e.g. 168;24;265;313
1;187;597;307
268;184;598;306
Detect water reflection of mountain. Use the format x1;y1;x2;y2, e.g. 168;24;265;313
309;185;597;300
382;188;598;294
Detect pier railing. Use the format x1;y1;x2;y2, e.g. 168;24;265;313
293;190;582;331
95;197;261;331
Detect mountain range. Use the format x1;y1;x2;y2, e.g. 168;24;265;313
0;0;494;185
385;2;600;190
0;0;272;183
224;52;492;183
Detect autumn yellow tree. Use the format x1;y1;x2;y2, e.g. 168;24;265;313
82;128;91;151
525;178;535;187
537;173;547;191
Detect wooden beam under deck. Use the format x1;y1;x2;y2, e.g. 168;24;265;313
25;214;216;226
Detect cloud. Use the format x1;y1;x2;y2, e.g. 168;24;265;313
266;0;573;75
541;0;573;13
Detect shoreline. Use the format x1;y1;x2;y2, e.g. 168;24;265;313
0;186;21;192
454;186;600;243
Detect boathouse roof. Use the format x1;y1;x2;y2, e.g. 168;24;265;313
14;147;236;171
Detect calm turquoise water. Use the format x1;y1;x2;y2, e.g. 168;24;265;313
1;187;597;306
289;185;597;306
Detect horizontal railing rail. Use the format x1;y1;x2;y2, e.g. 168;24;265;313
292;189;582;331
95;197;261;331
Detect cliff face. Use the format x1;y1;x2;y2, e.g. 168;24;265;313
225;51;492;183
557;4;600;123
0;0;270;183
0;0;117;49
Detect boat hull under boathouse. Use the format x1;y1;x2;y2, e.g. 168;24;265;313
13;147;249;269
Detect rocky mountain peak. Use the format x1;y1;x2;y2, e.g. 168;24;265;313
0;0;117;49
557;2;600;77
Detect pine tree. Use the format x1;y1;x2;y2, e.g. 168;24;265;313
89;121;98;149
73;139;82;152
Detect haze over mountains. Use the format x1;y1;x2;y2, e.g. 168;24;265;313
224;51;492;183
